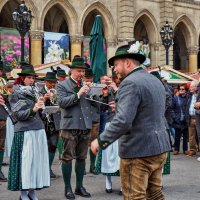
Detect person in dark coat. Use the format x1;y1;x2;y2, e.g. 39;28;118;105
185;80;199;156
172;84;189;155
40;72;59;179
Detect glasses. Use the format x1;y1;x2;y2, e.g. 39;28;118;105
179;88;185;91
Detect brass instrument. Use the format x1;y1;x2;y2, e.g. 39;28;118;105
48;88;57;105
0;77;9;95
0;77;17;124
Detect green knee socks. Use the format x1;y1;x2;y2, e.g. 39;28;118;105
62;162;72;189
75;160;85;189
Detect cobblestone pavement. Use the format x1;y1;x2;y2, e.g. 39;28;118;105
1;152;200;200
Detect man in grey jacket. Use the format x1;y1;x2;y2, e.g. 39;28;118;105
57;56;92;199
91;43;171;200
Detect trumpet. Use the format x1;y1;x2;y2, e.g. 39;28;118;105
0;77;17;124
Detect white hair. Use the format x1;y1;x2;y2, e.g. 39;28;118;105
190;80;199;87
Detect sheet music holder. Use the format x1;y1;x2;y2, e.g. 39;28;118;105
42;106;60;115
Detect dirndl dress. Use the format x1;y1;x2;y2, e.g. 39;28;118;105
4;117;14;157
95;122;120;176
8;129;50;191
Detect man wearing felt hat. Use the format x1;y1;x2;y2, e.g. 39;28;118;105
91;42;171;200
57;56;92;199
83;67;100;175
39;72;60;179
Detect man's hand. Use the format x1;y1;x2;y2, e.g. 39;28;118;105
33;99;45;112
109;101;116;112
194;102;200;109
77;85;90;96
44;93;50;101
0;95;5;105
102;86;109;97
109;82;118;92
91;139;99;155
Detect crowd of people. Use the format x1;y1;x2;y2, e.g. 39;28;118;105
1;41;199;200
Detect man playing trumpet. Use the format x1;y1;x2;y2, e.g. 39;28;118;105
57;56;92;199
83;66;100;175
40;72;59;179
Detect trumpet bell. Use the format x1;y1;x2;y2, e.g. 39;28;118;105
0;77;9;95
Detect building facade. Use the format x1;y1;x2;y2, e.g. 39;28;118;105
0;0;200;72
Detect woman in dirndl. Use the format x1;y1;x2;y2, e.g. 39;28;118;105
8;64;50;200
95;74;122;195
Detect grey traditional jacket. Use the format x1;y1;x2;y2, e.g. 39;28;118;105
99;67;171;159
9;85;45;133
57;78;92;130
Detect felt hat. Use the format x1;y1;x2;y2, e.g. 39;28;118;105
68;56;87;69
17;64;38;77
108;42;146;66
44;72;57;81
57;69;67;77
85;68;94;78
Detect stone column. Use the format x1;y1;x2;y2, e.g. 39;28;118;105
70;35;83;60
106;37;118;75
188;47;198;72
30;30;44;66
118;0;135;43
151;42;161;66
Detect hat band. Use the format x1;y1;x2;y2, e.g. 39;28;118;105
20;69;36;74
115;50;129;56
72;61;85;66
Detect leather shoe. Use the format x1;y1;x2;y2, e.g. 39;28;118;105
173;150;179;155
184;150;189;155
50;169;57;179
105;188;112;193
89;166;98;175
187;151;196;157
65;187;75;199
75;186;91;198
0;171;7;182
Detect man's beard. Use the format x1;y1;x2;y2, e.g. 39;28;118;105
116;72;126;81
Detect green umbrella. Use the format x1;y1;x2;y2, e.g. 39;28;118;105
90;15;107;83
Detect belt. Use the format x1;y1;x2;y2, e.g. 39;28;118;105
190;116;196;119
